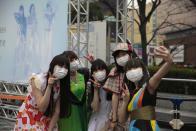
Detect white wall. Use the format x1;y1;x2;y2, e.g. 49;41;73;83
88;21;107;63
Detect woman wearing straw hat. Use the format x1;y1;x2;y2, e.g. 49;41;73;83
103;42;136;131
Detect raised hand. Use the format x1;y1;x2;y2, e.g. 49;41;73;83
121;83;130;102
89;75;101;89
84;50;94;64
30;77;36;89
30;76;35;85
48;72;58;87
154;46;173;64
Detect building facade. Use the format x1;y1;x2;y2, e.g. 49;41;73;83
157;0;196;66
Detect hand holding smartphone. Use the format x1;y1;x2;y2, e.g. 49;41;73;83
147;45;156;56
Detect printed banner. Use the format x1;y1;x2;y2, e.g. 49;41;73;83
0;0;68;82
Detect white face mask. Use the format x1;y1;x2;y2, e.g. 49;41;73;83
94;71;106;82
70;60;79;71
116;55;129;67
54;67;68;79
126;68;143;82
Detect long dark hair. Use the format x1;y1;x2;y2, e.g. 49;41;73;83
90;59;112;101
124;58;150;90
61;51;78;62
62;51;90;105
44;54;72;118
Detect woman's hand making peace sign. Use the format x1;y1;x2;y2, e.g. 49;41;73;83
121;84;130;103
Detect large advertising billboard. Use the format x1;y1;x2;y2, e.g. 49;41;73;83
0;0;68;82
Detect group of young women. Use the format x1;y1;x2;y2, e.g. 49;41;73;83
14;42;173;131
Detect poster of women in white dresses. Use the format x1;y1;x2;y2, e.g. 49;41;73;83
13;5;27;79
12;2;57;81
26;4;40;75
0;0;67;82
41;2;56;72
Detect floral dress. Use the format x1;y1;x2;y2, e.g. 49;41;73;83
14;73;59;131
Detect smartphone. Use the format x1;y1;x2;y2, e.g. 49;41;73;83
147;45;156;55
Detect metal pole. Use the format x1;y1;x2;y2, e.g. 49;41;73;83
86;0;89;66
77;0;80;56
116;0;119;44
116;0;134;44
131;0;134;43
123;0;128;41
162;78;196;83
68;0;89;66
68;0;72;50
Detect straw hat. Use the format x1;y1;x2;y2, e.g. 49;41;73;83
112;43;132;56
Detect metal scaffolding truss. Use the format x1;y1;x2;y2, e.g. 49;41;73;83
0;81;28;121
116;0;135;44
0;81;28;96
0;103;19;121
68;0;89;65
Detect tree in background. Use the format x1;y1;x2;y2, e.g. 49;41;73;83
71;0;196;65
98;0;161;65
100;0;196;65
156;0;196;66
135;0;161;65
